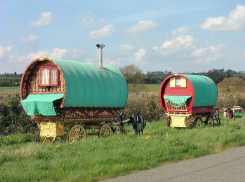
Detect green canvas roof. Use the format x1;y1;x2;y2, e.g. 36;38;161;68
53;59;128;107
183;74;218;107
21;94;64;116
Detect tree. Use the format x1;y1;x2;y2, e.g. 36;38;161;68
119;65;145;84
205;69;225;84
225;69;237;77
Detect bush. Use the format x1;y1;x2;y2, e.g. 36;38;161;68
123;92;165;121
217;89;245;108
217;77;245;90
0;90;34;135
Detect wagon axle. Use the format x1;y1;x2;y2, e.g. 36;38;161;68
37;112;146;143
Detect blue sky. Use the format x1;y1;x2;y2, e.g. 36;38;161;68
0;0;245;74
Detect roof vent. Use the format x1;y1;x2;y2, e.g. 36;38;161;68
96;44;105;68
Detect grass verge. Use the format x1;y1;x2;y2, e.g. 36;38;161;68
0;87;19;95
1;116;245;182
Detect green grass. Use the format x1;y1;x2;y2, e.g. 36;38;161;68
144;84;161;92
1;116;245;182
0;87;19;95
0;77;20;79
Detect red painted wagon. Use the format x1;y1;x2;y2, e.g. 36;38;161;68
20;44;145;142
159;74;220;128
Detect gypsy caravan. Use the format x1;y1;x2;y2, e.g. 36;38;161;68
159;74;218;128
20;44;145;142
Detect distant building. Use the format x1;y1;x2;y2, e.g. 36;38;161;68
147;71;164;75
238;71;245;74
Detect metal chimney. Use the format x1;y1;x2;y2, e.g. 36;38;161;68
96;44;105;68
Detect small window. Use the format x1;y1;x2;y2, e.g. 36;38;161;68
51;69;57;84
41;69;49;85
39;65;59;86
176;77;181;86
203;77;210;85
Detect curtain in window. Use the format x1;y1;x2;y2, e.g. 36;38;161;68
51;69;57;84
41;69;49;85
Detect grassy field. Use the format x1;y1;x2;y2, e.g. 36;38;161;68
0;87;19;95
144;84;161;92
1;116;245;182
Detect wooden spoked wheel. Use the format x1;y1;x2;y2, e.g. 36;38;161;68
68;125;86;142
193;117;202;127
98;124;112;138
133;113;145;134
205;116;214;126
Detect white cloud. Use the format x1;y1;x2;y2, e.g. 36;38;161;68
30;12;54;27
104;58;121;67
193;44;228;64
5;48;69;65
70;49;86;60
21;34;38;42
82;11;94;26
97;19;108;26
135;49;146;61
235;51;245;69
159;35;194;55
90;24;115;39
191;48;209;57
172;27;190;36
119;44;134;51
49;48;69;59
0;47;89;73
152;46;158;50
200;4;245;31
125;20;157;34
0;46;12;60
209;44;229;54
16;51;50;63
82;17;94;26
74;10;94;26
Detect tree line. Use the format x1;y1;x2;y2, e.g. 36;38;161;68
120;65;245;85
0;66;244;87
0;78;21;87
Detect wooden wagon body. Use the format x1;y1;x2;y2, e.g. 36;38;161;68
20;54;138;141
159;74;218;128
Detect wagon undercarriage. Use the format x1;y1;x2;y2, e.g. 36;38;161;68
166;107;234;128
36;112;146;143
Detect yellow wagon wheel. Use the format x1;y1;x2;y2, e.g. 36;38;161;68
98;124;112;138
68;124;86;142
193;117;202;127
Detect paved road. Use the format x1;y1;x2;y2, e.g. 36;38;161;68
101;146;245;182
